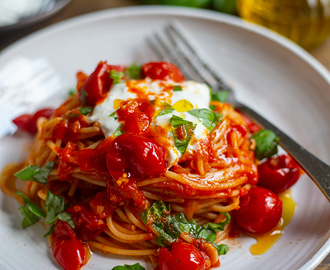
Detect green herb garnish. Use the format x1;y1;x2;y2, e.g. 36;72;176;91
14;161;55;184
15;191;46;229
158;102;175;116
211;90;229;103
114;124;124;137
125;63;142;80
79;107;93;116
69;89;77;96
141;201;230;253
110;70;124;84
112;263;145;270
170;115;196;154
188;108;222;131
109;111;118;120
251;129;279;160
173;85;183;91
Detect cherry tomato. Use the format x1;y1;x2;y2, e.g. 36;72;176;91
159;242;207;270
52;238;87;270
258;154;300;194
90;191;118;218
106;133;166;181
142;62;185;82
67;204;106;241
52;220;88;270
234;187;283;234
12;108;54;134
80;61;123;106
116;99;155;134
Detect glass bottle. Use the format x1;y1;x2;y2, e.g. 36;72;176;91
236;0;330;50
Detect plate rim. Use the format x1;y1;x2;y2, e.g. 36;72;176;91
0;5;329;270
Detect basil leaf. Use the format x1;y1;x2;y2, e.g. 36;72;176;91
211;91;229;103
79;107;93;116
114;124;124;137
213;243;229;255
158;102;174;116
57;212;75;228
209;105;216;111
112;263;145;270
170;115;196;154
14;161;54;184
44;223;55;237
141;200;169;224
69;89;77;96
188;109;222;131
251;129;279;160
198;228;217;242
15;191;46;229
125;63;142;80
110;70;124;84
173;85;182;91
109;111;118;120
45;191;66;224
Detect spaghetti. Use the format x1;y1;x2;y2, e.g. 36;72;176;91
1;61;287;270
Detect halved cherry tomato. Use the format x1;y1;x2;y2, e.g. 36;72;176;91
106;133;166;181
142;62;185;82
67;204;106;241
12;108;54;134
258;154;300;194
52;220;89;270
234;187;283;234
80;61;123;106
159;241;208;270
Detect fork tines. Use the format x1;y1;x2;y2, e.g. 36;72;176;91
147;21;231;92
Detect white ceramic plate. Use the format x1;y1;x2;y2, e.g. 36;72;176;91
0;6;330;270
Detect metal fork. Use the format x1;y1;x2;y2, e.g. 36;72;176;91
147;22;330;202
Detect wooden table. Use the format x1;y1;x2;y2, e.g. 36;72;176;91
0;0;329;269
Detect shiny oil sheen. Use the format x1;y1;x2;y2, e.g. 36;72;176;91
237;0;330;50
249;190;296;255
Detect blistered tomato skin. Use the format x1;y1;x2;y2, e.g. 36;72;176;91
234;187;283;234
159;242;207;270
106;133;166;181
52;220;88;270
142;62;185;82
258;154;300;194
80;61;123;106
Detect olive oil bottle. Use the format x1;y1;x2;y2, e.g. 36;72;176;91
236;0;330;50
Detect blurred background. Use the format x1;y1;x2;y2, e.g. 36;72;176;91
0;0;330;72
0;0;329;268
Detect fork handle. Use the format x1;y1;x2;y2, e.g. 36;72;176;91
237;102;330;202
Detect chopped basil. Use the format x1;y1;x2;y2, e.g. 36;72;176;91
125;63;142;80
114;124;124;137
15;191;46;229
66;113;80;118
79;106;93;116
141;201;231;250
173;85;183;91
211;91;229;103
209;104;216;111
158;102;175;116
69;89;77;96
45;191;74;229
188;108;222;131
110;70;124;84
170;115;196;154
251;129;279;160
112;263;145;270
109;111;118;120
213;243;229;255
14;161;55;184
44;223;55;237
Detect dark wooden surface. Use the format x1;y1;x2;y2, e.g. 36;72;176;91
0;0;329;269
